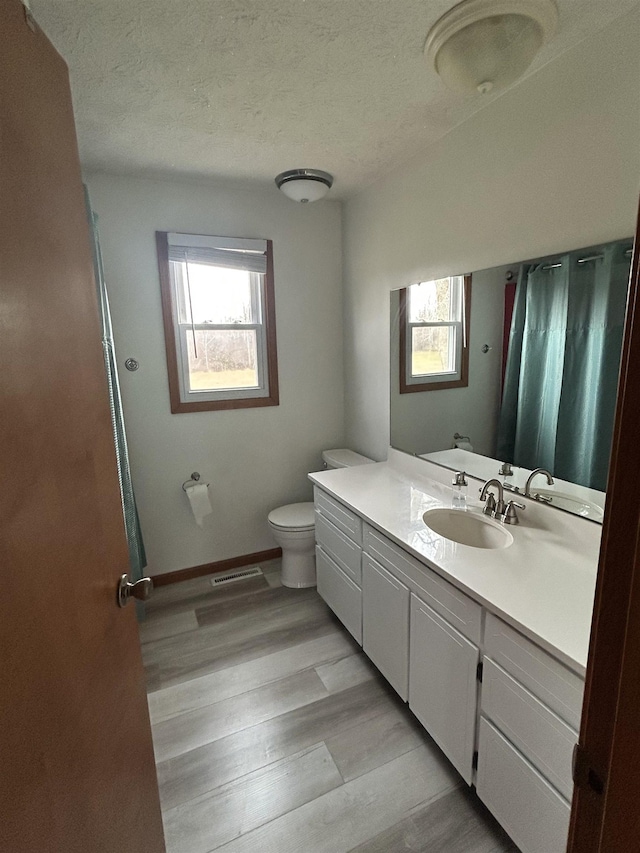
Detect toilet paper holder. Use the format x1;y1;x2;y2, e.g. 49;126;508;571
182;471;209;492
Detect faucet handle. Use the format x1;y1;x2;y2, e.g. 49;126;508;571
480;491;497;517
503;500;525;525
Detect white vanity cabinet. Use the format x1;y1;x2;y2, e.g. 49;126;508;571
361;522;482;782
476;613;583;853
314;488;363;644
409;595;479;784
361;554;410;699
315;546;362;643
312;486;585;853
476;719;572;853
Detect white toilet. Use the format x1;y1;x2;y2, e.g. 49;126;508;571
268;448;374;588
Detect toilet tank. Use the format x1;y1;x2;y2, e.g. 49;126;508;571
322;448;374;469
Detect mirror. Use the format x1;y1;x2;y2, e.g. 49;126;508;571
390;238;633;522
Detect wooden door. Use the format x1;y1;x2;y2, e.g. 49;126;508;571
567;203;640;849
0;3;165;851
409;594;479;784
362;555;410;699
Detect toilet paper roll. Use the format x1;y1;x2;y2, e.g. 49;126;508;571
454;439;474;452
185;483;213;527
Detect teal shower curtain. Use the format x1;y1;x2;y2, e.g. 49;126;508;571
85;189;147;582
497;242;631;491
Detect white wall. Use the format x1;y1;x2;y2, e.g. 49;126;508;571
343;7;640;461
87;173;344;575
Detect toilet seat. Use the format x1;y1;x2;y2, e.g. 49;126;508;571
268;502;315;531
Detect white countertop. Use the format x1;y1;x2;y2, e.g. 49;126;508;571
309;451;601;676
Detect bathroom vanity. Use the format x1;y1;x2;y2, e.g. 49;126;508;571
309;450;601;853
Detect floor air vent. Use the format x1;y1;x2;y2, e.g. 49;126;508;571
211;567;263;587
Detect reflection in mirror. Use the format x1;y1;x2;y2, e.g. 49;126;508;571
399;276;471;392
390;238;633;522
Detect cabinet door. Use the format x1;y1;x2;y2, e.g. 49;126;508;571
362;554;410;700
409;594;479;783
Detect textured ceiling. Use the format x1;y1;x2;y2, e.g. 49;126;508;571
30;0;640;197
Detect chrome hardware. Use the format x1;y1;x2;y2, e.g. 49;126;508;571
503;500;526;525
117;574;153;608
124;358;139;372
524;468;554;498
498;462;513;477
479;478;505;518
481;344;491;354
482;492;497;516
182;471;210;492
501;482;522;496
452;471;468;486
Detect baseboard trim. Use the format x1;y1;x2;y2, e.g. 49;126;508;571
151;548;282;587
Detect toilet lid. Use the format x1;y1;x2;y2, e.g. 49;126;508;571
268;502;315;530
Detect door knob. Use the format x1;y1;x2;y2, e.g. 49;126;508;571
117;574;153;608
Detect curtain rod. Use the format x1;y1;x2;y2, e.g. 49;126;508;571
541;248;632;271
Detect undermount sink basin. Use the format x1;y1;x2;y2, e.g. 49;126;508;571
422;508;513;550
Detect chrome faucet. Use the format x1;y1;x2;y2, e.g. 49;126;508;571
480;478;525;524
524;468;554;500
479;478;505;518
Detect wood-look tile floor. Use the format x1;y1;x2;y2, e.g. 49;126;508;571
141;560;518;853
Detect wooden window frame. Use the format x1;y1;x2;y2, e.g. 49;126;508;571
156;231;279;414
399;274;471;394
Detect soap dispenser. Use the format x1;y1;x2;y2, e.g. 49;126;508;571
451;471;468;510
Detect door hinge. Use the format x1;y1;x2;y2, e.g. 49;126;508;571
476;661;483;682
472;750;479;771
572;743;605;795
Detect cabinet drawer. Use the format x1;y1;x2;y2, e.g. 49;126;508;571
362;555;409;700
477;718;570;853
316;546;362;644
314;487;362;544
363;524;482;644
315;513;362;586
482;658;576;800
484;613;584;729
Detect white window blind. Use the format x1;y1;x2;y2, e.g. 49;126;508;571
167;233;267;273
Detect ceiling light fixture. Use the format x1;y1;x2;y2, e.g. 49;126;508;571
425;0;559;96
275;169;334;203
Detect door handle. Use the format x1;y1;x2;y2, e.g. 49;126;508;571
117;574;153;608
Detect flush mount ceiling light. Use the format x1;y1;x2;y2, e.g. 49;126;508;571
425;0;559;95
275;169;334;203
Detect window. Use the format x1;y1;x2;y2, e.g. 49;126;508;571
399;274;471;393
156;231;279;413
